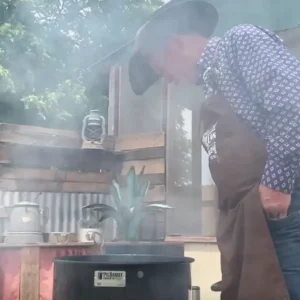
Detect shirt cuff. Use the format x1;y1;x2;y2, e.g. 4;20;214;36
261;158;296;194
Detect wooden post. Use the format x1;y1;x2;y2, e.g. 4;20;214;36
108;66;120;136
20;247;40;300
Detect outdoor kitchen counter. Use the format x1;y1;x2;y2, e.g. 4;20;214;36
0;242;100;300
0;242;99;248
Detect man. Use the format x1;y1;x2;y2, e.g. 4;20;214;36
127;0;300;299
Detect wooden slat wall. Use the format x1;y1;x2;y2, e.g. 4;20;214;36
115;125;165;240
0;122;81;149
0;142;118;177
0;122;115;150
110;66;168;241
117;65;164;135
115;132;166;241
0;167;112;193
116;132;166;198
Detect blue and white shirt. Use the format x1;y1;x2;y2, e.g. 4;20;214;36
199;24;300;194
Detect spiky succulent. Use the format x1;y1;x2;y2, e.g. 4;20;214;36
79;219;101;229
82;166;172;240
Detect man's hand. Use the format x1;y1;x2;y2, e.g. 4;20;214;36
259;184;291;219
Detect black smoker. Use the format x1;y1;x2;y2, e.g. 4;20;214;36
53;255;194;300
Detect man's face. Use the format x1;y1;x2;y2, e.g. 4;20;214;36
147;35;202;85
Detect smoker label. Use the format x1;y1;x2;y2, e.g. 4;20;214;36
94;271;126;287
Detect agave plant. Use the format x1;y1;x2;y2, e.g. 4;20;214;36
82;166;172;241
79;219;101;229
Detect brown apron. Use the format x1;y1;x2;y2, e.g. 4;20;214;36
200;93;290;300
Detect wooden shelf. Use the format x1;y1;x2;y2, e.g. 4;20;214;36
0;167;113;193
166;236;217;244
0;242;98;248
0;123;167;196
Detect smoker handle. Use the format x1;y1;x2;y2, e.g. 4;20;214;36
211;280;222;292
189;286;200;300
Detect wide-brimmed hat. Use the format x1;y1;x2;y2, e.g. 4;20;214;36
128;0;218;95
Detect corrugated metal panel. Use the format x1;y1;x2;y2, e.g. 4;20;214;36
0;191;114;239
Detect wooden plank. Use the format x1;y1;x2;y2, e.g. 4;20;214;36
118;66;164;135
0;143;118;172
141;174;165;186
62;182;110;193
121;147;165;161
165;236;217;243
0;167;59;181
108;66;120;136
145;185;165;202
20;247;40;300
0;122;79;138
81;139;115;151
0;179;110;193
165;83;178;235
0;122;81;149
192;108;202;197
202;185;218;201
0;123;115;150
0;167;112;183
65;171;112;183
121;158;165;175
81;135;115;151
115;132;165;151
119;174;165;186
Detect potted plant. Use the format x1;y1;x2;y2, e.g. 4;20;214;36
83;166;183;256
78;218;103;244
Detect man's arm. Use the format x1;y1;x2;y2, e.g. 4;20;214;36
226;24;300;195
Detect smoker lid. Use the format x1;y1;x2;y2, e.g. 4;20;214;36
54;254;194;265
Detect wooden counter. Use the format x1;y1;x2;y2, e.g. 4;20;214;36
0;242;100;300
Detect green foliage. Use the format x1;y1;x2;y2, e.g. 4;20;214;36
82;166;172;241
21;79;89;123
79;218;102;229
0;64;15;93
0;0;163;128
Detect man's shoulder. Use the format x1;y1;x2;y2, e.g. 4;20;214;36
222;24;282;45
225;24;261;37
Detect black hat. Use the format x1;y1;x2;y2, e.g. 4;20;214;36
128;0;218;95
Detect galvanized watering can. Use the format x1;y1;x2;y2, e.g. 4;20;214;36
4;201;49;243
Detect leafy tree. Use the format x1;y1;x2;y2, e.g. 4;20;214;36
0;0;163;129
0;0;192;186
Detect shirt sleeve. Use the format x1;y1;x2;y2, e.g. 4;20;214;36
226;25;300;194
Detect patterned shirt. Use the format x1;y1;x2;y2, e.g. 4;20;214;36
198;24;300;194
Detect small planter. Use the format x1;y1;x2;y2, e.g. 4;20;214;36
104;241;184;257
78;228;103;244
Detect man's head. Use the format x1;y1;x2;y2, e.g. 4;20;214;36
129;0;218;95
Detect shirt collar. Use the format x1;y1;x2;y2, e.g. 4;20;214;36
197;36;221;83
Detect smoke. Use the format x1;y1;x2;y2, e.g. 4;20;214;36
0;0;163;129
